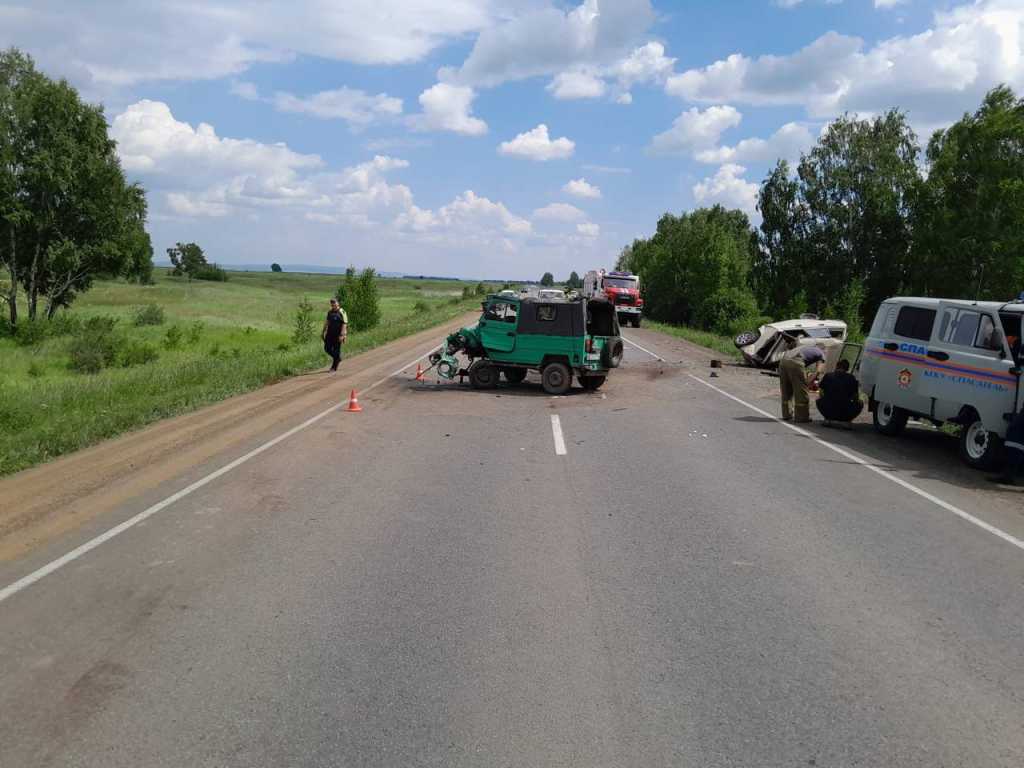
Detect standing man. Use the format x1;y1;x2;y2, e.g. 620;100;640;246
991;407;1024;486
778;340;825;423
815;358;863;428
322;297;348;373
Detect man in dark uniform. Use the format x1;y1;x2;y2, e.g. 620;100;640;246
816;358;863;429
321;298;348;372
991;408;1024;486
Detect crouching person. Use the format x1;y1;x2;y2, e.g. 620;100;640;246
816;359;863;429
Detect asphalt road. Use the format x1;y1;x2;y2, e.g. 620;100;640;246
1;325;1023;767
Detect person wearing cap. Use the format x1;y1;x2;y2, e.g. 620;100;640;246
778;340;825;423
321;297;348;373
815;358;863;428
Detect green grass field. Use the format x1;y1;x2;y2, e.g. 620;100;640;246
0;269;483;476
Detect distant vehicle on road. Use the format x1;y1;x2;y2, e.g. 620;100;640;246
537;288;566;300
430;294;624;394
582;269;644;327
734;315;847;369
860;296;1024;469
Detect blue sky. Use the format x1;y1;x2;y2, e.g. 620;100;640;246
3;0;1021;279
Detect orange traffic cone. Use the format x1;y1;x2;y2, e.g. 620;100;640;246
345;389;362;412
415;363;425;382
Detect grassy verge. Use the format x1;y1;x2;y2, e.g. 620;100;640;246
0;269;483;476
642;320;742;360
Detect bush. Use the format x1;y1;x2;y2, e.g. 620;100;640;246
119;341;159;367
27;361;43;378
49;313;81;337
69;346;105;374
186;321;204;344
695;287;761;336
13;320;48;347
163;325;183;349
461;285;474;299
68;316;124;373
193;264;229;282
133;303;165;326
413;300;431;313
293;296;316;343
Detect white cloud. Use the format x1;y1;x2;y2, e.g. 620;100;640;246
563;178;602;199
666;0;1024;127
396;190;531;237
1;0;495;93
534;202;586;221
583;164;631;174
611;40;675;96
271;87;402;126
577;221;601;237
409;83;488;136
498;124;575;161
696;122;814;166
230;81;260;100
547;69;607;100
875;0;908;8
447;0;656;88
692;164;760;221
649;105;743;155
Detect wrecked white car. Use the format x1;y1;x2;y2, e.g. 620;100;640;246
734;315;848;368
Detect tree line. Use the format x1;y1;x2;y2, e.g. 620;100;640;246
1;49;153;328
618;85;1024;339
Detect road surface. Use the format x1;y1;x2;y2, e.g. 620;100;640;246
1;323;1022;767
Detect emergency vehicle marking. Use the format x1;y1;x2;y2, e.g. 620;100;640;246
866;344;1017;387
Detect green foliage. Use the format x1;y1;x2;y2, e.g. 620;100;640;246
193;263;229;282
336;266;357;308
540;272;555;286
186;321;204;344
167;242;206;280
119;340;159;367
69;347;105;374
13;319;48;347
270;263;283;273
413;299;431;313
347;267;381;331
163;325;183;350
49;312;81;337
292;296;316;343
27;361;43;378
461;285;474;299
615;245;634;272
133;303;165;326
475;282;487;296
68;316;122;373
566;271;582;290
824;281;867;343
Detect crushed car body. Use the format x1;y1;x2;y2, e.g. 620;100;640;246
734;315;848;369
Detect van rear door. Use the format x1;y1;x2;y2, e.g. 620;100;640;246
917;301;1017;431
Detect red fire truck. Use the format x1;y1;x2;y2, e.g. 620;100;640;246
582;269;643;327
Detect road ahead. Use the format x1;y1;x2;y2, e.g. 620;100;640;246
2;326;1023;767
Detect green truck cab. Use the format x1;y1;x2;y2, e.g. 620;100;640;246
430;295;624;394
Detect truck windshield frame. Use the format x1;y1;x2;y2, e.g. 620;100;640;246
604;277;637;289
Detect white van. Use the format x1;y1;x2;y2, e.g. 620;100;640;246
860;298;1023;468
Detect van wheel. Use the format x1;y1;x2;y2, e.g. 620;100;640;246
873;400;908;436
468;360;498;389
502;368;527;385
959;416;1001;469
602;339;624;368
580;376;606;391
541;363;572;395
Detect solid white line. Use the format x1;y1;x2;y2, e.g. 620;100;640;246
551;415;567;456
621;335;665;362
0;343;441;605
688;373;1024;553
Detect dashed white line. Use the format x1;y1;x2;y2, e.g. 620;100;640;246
551;415;567;456
0;342;442;605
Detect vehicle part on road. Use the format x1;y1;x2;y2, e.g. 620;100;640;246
433;294;621;393
959;412;1002;469
580;375;606;391
415;363;426;382
345;390;363;412
710;359;722;368
542;362;572;395
468;360;499;389
872;400;908;435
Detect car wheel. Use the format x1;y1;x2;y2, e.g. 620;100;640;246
580;376;606;391
541;362;572;395
872;400;909;436
602;339;624;368
958;414;1001;469
734;329;760;348
502;367;527;385
468;360;498;389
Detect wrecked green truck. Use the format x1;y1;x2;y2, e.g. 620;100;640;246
429;295;624;394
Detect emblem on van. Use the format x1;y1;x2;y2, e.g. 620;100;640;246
897;368;913;390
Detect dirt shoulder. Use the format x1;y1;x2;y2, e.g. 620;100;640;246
0;313;475;562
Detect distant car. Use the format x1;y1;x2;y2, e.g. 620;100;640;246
537;288;566;300
734;315;848;368
498;289;518;298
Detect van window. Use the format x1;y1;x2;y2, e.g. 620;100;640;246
974;315;1002;352
869;304;894;338
893;306;936;341
937;308;987;347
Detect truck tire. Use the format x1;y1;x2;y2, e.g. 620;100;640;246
632;316;641;328
541;362;572;395
580;376;606;391
602;339;624;368
872;400;909;436
734;330;760;348
468;360;498;389
502;368;527;385
958;413;1001;470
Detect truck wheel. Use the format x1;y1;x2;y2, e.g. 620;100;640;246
541;362;572;395
580;376;606;391
959;414;1001;469
468;360;498;389
602;339;624;368
502;368;527;385
734;330;760;348
872;400;909;436
632;316;641;328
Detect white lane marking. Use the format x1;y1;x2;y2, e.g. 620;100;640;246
0;343;441;605
551;415;567;456
621;335;665;362
689;374;1024;553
